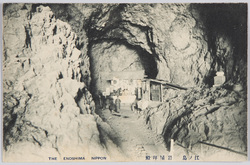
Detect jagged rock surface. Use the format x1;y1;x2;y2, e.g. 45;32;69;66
142;86;247;160
3;5;107;161
90;42;144;94
46;4;213;88
49;3;246;88
81;4;212;87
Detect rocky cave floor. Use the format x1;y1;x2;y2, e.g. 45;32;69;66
96;105;169;161
94;85;248;161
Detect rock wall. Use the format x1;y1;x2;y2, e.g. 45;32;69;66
191;4;247;88
142;86;247;160
122;4;213;87
80;4;212;88
90;42;144;94
48;3;246;91
47;4;213;91
2;5;107;161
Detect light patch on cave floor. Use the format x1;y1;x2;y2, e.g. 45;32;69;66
98;105;169;161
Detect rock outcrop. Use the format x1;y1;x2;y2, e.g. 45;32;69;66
44;4;214;90
142;86;247;160
83;4;212;88
48;3;246;91
3;5;107;161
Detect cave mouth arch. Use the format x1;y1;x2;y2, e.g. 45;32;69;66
88;40;158;97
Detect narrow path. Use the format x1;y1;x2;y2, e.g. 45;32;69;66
97;105;169;161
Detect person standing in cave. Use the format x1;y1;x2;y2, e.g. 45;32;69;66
98;92;103;110
102;94;106;110
105;95;110;109
115;96;121;113
109;97;115;113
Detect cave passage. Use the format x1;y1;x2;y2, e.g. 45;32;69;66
135;45;158;79
88;40;158;97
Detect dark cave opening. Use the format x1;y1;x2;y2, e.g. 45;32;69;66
191;3;247;86
88;39;158;97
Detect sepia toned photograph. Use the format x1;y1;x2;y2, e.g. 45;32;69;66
1;2;248;162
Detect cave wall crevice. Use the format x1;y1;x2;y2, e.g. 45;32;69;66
191;3;247;87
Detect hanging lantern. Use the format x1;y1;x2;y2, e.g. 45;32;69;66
112;77;119;86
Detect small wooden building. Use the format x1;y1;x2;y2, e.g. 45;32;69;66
99;70;187;105
141;79;187;103
99;70;145;103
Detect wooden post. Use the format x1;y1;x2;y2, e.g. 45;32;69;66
170;139;174;155
148;81;151;101
160;84;163;102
